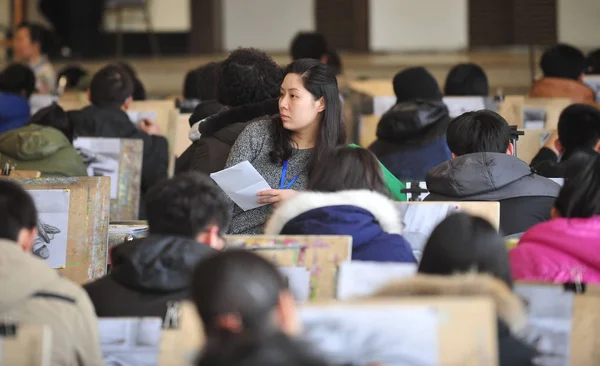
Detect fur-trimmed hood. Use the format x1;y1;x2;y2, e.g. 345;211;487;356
374;273;527;334
265;190;402;235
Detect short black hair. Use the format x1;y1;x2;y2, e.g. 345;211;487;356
183;62;220;101
540;44;586;80
446;110;510;156
28;103;74;142
444;63;489;96
217;48;282;107
586;49;600;74
145;172;230;237
557;104;600;155
0;180;38;242
290;32;328;61
555;151;600;218
57;65;88;89
89;65;134;108
0;63;35;98
419;213;512;288
324;49;343;75
111;61;146;101
17;22;43;45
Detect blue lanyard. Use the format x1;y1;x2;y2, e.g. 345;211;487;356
279;160;300;190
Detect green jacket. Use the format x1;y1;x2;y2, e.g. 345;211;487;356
0;124;87;177
348;144;407;201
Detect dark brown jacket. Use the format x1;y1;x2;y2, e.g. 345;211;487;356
529;77;596;105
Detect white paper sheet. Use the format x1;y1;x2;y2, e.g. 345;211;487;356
301;305;438;366
28;189;71;268
403;181;429;201
127;111;158;126
29;94;59;115
279;267;311;303
210;161;272;211
584;76;600;103
443;97;487;118
73;137;121;199
99;318;162;366
336;261;417;300
373;96;397;116
515;284;574;366
523;107;547;130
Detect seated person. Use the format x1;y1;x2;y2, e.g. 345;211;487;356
0;180;102;365
84;172;229;318
68;65;168;194
265;146;415;263
179;48;282;175
529;44;596;104
511;151;600;283
192;250;327;366
444;62;489;96
13;22;56;94
369;67;452;181
375;213;536;366
0;64;35;134
180;61;223;115
0;103;87;176
113;61;146;101
586;48;600;74
57;65;88;92
425;110;560;235
531;104;600;178
290;31;329;62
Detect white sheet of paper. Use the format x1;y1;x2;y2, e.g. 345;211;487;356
99;318;162;366
373;96;397;116
210;161;272;211
404;181;429;201
515;284;574;366
29;94;58;115
336;261;417;300
550;178;565;186
584;76;600;103
279;267;311;303
301;305;438;366
74;137;121;199
28;189;70;268
127;111;158;126
443;96;487;118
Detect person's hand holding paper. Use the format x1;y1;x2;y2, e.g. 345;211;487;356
210;161;273;211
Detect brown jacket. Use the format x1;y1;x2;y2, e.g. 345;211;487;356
0;240;103;365
529;77;596;104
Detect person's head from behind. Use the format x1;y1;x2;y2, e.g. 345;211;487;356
290;32;328;62
88;65;134;109
586;49;600;75
145;172;230;250
28;103;74;142
324;49;343;76
0;63;35;98
555;104;600;157
192;250;299;339
0;180;38;252
540;44;586;81
111;61;145;101
444;63;489;96
392;67;442;104
447;110;512;157
553;151;600;219
217;48;282;107
419;213;512;287
274;58;346;174
13;22;44;63
57;65;88;91
183;62;221;101
308;146;388;196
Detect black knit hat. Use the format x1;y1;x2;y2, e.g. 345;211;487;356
392;67;442;104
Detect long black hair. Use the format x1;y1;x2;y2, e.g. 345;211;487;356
269;59;346;178
555;150;600;218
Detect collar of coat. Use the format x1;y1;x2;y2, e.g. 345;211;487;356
374;273;527;334
264;190;402;235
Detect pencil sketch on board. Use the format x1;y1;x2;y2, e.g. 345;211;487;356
28;189;70;268
99;318;162;366
74;137;121;199
300;305;438;366
523;107;547;130
515;284;574;366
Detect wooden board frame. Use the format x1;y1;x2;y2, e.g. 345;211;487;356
112;139;143;221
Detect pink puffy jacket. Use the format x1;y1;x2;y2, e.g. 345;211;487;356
510;216;600;283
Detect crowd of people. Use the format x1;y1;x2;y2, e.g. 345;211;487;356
0;29;600;366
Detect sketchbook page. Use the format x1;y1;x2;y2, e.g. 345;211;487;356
127;111;158;126
29;94;58;115
73;137;121;199
583;76;600;103
373;96;396;116
279;267;311;303
515;284;574;366
28;189;71;268
99;318;162;366
443;97;487;118
301;305;438;366
336;261;417;300
210;161;271;211
523;107;547;130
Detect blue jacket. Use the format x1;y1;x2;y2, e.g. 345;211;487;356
0;93;31;135
265;190;416;263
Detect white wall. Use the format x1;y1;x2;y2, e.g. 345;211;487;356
223;0;315;51
558;0;600;49
369;0;468;52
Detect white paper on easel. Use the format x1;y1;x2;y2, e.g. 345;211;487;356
373;96;397;116
279;267;311;303
73;137;121;199
336;261;417;300
443;97;487;118
210;161;272;211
